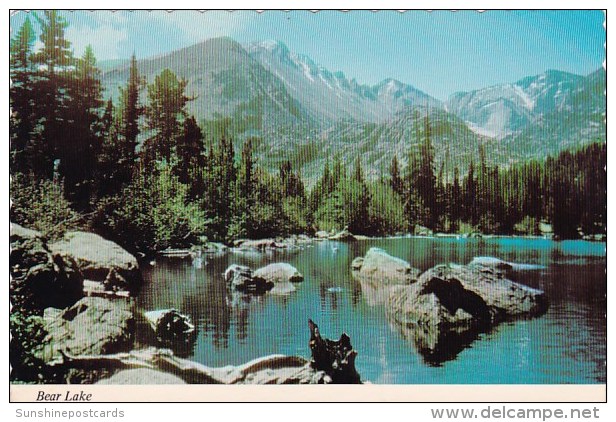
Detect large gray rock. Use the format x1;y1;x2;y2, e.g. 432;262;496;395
253;263;303;295
144;309;196;348
38;297;135;364
315;230;331;239
233;239;277;250
352;247;421;286
224;264;273;294
385;263;548;363
329;228;356;241
50;231;141;294
10;224;84;313
419;264;548;320
351;257;364;271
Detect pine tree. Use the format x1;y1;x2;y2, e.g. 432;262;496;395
389;154;403;196
96;100;126;197
450;166;461;232
31;11;75;178
118;53;144;164
144;69;191;164
10;17;37;173
238;138;256;203
62;45;104;207
352;156;364;183
464;159;477;225
416;116;437;228
175;116;205;196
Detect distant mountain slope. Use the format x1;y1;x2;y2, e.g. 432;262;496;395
102;37;311;134
445;70;602;140
246;40;442;124
101;37;605;181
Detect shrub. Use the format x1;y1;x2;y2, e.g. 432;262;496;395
9;311;52;382
91;167;207;255
10;172;84;239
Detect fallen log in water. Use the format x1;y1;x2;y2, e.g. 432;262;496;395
308;319;362;384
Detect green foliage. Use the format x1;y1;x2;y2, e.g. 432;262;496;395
8;10;606;250
118;53;145;156
9;17;36;173
10;173;83;239
91;168;206;254
10;311;50;382
368;182;407;235
144;69;191;163
282;196;312;234
514;216;541;236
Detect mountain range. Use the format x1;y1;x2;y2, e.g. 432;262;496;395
101;37;605;180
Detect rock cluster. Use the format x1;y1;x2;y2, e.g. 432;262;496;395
352;247;548;364
225;262;304;295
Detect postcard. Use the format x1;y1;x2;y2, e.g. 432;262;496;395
8;9;606;403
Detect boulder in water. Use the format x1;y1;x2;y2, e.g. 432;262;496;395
253;263;304;295
224;264;273;294
144;309;196;349
329;228;356;241
352;247;421;286
469;256;546;272
97;368;187;384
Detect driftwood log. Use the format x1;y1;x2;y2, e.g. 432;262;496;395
48;319;362;384
308;319;361;384
54;349;317;384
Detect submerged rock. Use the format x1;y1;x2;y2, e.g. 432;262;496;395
10;224;84;313
469;256;546;272
50;231;141;294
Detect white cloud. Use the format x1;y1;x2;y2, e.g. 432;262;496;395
65;11;130;59
61;10;253;60
147;10;253;45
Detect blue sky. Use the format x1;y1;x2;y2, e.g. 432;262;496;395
10;10;605;100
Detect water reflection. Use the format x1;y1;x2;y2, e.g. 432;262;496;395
389;320;486;366
137;238;606;383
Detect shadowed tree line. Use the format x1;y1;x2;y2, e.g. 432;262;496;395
10;12;606;256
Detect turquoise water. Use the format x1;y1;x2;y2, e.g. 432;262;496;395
137;237;606;384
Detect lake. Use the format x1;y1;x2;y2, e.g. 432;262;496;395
137;237;606;384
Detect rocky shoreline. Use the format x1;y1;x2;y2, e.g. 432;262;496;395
9;223;362;384
351;248;548;364
10;223;563;383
